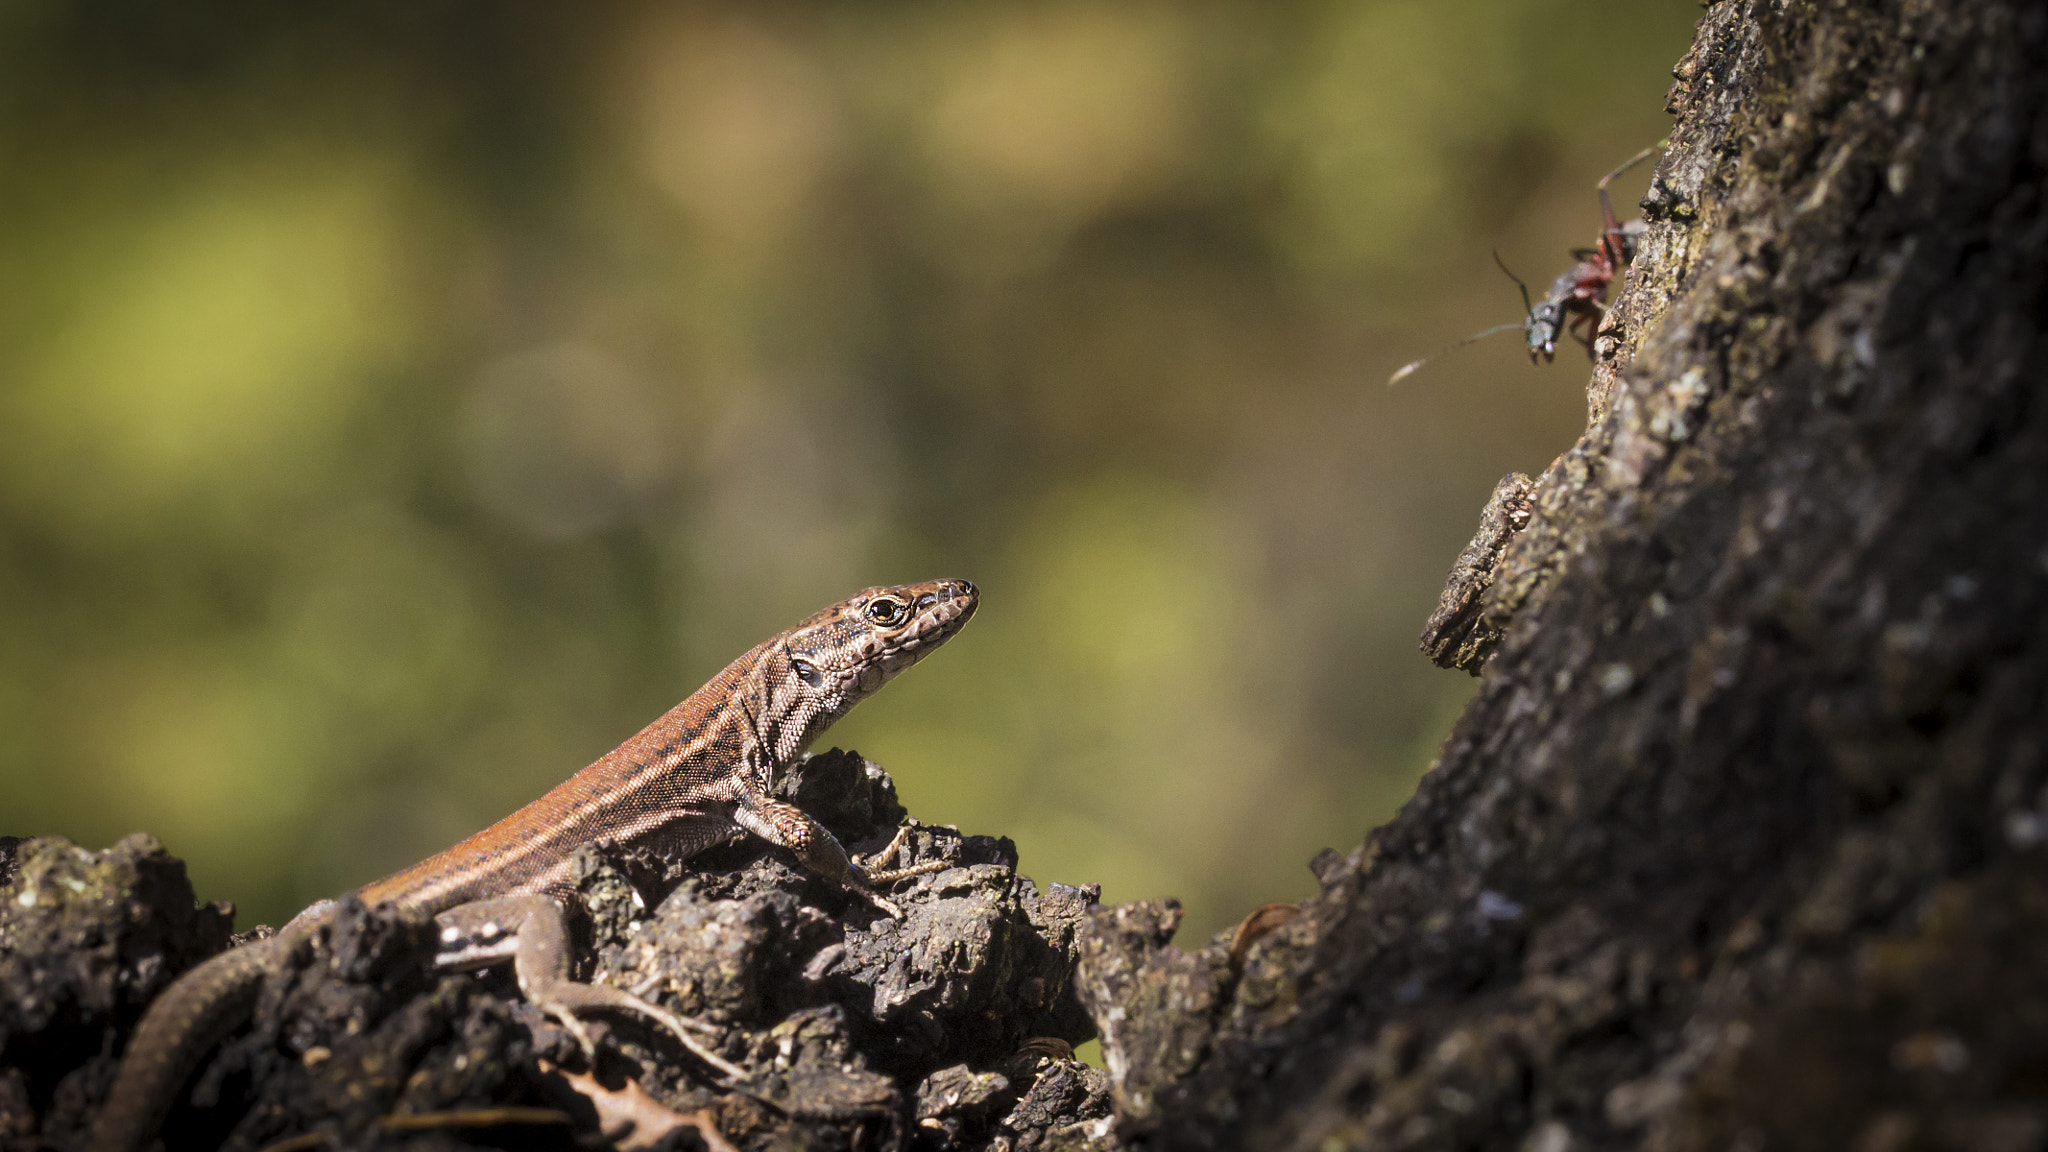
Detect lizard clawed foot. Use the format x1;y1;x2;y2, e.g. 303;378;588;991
533;980;748;1082
853;824;948;885
443;895;747;1083
839;825;947;919
731;798;943;919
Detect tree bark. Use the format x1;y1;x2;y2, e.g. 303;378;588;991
1075;2;2048;1150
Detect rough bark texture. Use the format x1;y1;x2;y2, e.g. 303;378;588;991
6;3;2046;1151
1076;1;2048;1150
0;752;1110;1151
1422;473;1536;675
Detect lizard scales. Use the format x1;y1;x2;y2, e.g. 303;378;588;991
89;578;978;1152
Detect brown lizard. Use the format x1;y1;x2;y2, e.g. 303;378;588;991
87;578;978;1152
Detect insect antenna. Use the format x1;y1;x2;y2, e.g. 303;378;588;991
1492;249;1535;319
1597;138;1666;192
1386;322;1526;385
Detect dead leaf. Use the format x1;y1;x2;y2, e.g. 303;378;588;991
539;1059;738;1152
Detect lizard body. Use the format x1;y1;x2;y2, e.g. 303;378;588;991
87;579;978;1152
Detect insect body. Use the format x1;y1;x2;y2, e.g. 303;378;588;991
1501;184;1645;364
1388;143;1661;385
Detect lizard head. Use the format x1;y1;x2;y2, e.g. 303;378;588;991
768;578;978;751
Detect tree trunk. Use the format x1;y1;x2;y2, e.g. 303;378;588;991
1075;1;2048;1150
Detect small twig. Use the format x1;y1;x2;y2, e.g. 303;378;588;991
253;1107;574;1152
376;1106;575;1131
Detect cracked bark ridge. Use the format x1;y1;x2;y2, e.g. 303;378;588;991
1422;472;1537;674
0;749;1108;1151
1076;1;2048;1149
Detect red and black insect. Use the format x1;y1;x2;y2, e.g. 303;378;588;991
1389;143;1661;385
1499;162;1646;363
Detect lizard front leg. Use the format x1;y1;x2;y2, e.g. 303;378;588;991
433;896;745;1081
729;795;943;918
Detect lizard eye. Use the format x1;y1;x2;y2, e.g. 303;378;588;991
791;658;823;688
865;598;906;626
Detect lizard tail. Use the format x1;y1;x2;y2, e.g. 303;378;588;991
86;926;301;1152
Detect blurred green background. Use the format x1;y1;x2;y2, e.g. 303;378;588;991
0;0;1694;942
